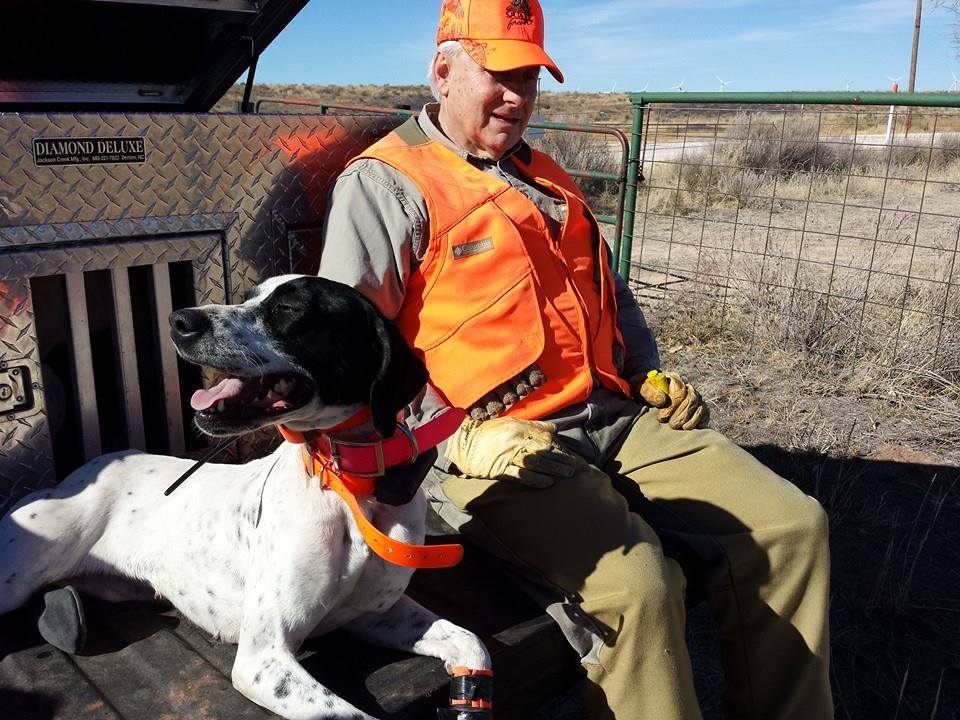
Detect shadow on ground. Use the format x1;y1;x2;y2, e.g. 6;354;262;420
739;446;960;720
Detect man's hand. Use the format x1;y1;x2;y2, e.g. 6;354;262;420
631;370;707;430
632;369;670;408
443;417;578;488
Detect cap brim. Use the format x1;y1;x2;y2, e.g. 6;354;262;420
463;38;564;83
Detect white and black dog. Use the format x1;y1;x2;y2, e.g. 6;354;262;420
0;275;490;720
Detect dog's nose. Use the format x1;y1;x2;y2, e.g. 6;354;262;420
169;309;211;341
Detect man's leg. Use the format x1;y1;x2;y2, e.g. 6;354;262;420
432;460;703;720
606;409;833;720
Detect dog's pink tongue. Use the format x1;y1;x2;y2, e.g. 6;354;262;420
190;377;245;411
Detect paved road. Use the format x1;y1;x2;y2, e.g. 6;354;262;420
636;131;960;164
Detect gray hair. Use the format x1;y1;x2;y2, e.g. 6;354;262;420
428;40;467;100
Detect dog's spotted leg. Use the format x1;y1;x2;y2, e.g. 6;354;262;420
232;641;376;720
232;645;376;720
343;594;490;673
231;503;381;720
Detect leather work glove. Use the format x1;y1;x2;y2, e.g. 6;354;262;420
631;370;707;431
443;417;578;488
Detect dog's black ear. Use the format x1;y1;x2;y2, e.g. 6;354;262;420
368;310;428;438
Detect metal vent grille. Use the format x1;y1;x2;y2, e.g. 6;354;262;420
30;261;204;479
0;232;228;507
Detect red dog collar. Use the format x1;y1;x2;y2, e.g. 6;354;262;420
278;407;466;569
279;407;465;478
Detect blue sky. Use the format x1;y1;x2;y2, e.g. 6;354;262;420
256;1;960;93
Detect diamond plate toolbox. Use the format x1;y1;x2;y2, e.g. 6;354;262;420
0;111;401;509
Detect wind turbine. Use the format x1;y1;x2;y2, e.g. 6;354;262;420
887;74;903;91
844;80;852;92
670;79;685;92
636;81;650;93
716;75;734;92
951;71;959;92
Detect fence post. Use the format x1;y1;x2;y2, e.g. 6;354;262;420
619;101;645;281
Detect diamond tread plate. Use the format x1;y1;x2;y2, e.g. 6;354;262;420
0;112;400;506
0;276;53;513
0;235;222;279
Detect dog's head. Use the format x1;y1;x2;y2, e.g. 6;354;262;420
169;275;427;438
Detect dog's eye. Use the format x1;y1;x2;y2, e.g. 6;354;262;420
270;303;297;319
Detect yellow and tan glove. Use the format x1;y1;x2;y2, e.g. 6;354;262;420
631;370;706;430
443;417;578;488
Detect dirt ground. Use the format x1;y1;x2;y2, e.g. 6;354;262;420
628;154;960;462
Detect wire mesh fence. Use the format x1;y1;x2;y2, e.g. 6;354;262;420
625;100;960;380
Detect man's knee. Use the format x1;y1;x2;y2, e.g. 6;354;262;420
588;545;687;633
751;494;831;589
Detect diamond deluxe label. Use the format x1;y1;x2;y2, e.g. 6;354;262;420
33;137;146;167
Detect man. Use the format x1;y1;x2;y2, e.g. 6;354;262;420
319;1;833;718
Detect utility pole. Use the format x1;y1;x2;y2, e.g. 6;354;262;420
905;0;923;136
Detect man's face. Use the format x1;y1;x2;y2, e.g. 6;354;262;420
436;51;540;161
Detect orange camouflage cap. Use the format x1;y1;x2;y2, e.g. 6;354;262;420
437;0;564;83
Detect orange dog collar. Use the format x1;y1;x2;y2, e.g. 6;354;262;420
279;408;466;569
304;451;463;569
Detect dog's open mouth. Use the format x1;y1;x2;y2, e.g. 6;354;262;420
190;371;312;421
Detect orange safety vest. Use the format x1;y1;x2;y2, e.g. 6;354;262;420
352;118;631;419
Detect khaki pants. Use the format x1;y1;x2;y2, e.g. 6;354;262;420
431;408;833;719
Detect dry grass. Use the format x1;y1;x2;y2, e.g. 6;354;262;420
644;255;960;456
214;83;637;124
643;112;960;216
623;108;960;470
214;83;436;113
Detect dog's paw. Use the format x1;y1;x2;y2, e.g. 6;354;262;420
436;626;491;674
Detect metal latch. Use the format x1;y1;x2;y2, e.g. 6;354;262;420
0;365;34;415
